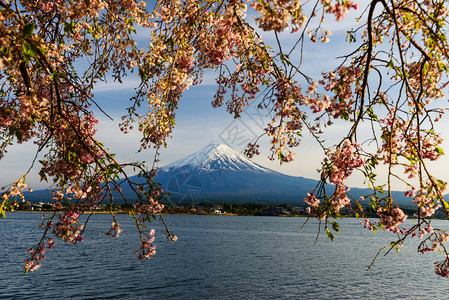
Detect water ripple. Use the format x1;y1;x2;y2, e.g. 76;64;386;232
3;214;449;298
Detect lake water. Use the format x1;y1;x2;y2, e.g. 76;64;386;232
1;213;449;299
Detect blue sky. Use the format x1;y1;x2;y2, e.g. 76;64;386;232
2;2;449;192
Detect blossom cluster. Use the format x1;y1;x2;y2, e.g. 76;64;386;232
134;200;164;216
316;66;363;120
250;0;305;32
436;257;449;278
361;218;374;231
324;139;365;185
377;113;444;168
24;238;56;273
377;206;408;232
135;229;157;260
263;78;305;162
105;222;123;238
1;179;31;203
413;193;442;218
304;193;319;208
51;210;84;244
323;0;359;21
417;231;449;254
330;185;351;213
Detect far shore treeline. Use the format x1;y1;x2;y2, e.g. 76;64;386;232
13;201;441;219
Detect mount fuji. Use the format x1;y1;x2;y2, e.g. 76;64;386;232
152;143;322;204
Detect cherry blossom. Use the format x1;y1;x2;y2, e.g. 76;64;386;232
1;0;449;278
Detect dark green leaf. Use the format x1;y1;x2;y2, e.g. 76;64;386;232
0;199;7;219
22;41;38;60
39;170;48;182
386;59;394;68
331;222;340;234
64;21;75;34
435;147;445;155
15;129;23;142
326;228;334;241
23;23;35;38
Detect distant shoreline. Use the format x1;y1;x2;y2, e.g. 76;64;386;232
9;210;447;220
10;210;305;217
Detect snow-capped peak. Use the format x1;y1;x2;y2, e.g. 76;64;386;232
160;143;274;173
